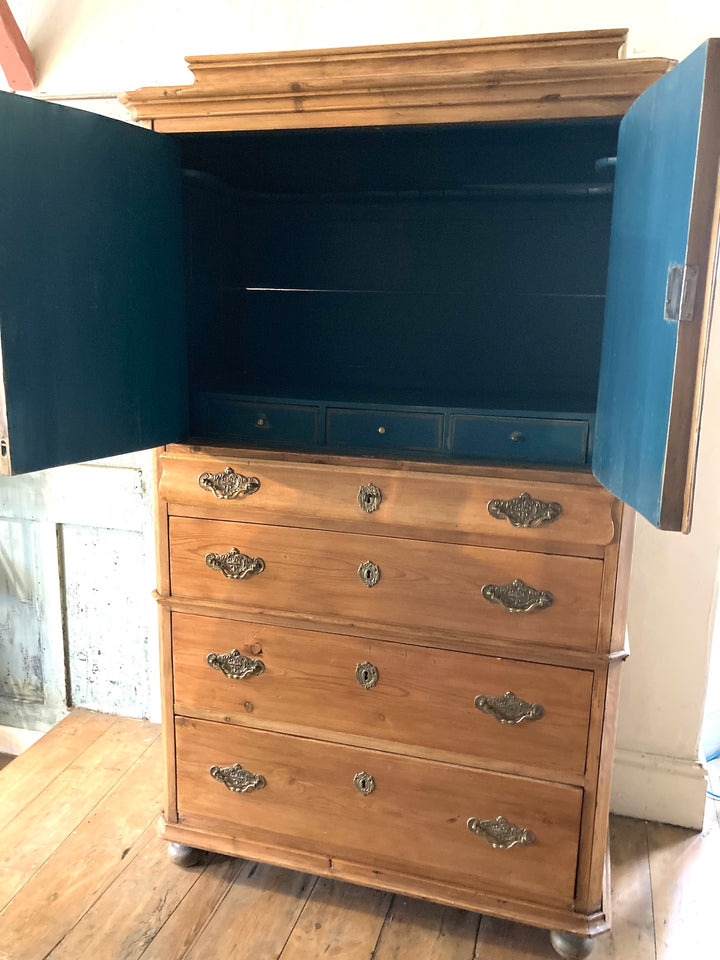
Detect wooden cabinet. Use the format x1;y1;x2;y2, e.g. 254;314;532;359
156;446;629;953
0;27;718;957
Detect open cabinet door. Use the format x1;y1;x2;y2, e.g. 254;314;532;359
0;93;187;476
593;40;720;532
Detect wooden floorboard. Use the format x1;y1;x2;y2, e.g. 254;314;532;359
0;710;717;959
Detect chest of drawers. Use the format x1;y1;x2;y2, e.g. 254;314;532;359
155;443;630;956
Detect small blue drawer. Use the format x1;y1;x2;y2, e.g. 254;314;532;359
201;396;320;445
326;408;443;452
448;415;589;465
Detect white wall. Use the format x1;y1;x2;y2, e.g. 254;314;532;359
4;0;720;825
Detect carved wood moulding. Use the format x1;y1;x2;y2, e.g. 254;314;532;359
120;28;674;133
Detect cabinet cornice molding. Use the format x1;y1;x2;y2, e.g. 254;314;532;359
120;29;674;132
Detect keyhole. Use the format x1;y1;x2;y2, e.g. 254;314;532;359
0;438;6;457
362;669;370;682
365;569;372;580
359;778;368;790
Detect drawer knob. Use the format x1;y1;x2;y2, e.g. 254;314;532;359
358;561;381;588
205;548;265;580
207;649;265;680
358;483;382;514
474;690;545;724
467;815;535;850
210;763;266;793
198;466;260;500
487;492;562;528
481;578;553;614
353;771;376;795
355;661;379;689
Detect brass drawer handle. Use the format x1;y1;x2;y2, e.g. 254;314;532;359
210;763;266;793
358;483;382;513
207;649;265;679
353;771;375;795
481;578;553;614
467;815;535;849
474;691;544;724
355;661;379;689
487;492;562;528
358;561;381;587
205;548;265;580
198;466;260;500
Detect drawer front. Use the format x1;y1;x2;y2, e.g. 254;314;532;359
448;415;589;466
175;717;583;907
199;396;320;445
326;408;443;452
169;518;603;650
173;613;594;777
160;451;616;550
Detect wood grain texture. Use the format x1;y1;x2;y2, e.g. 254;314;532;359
172;613;594;780
160;450;616;554
0;709;115;833
121;31;672;131
0;716;157;910
168;517;604;650
180;862;316;960
373;895;480;960
175;716;583;907
278;877;391;960
0;739;162;960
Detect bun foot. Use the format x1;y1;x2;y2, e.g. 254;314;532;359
550;930;594;959
167;842;202;867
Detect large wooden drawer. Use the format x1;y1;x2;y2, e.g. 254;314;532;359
168;517;604;650
172;613;593;779
175;716;583;907
159;449;615;553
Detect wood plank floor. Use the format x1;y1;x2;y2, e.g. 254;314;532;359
0;710;717;960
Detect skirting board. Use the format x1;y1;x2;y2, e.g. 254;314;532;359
0;723;44;756
611;748;708;829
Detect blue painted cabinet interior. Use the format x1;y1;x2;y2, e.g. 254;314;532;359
0;43;718;532
0;92;187;476
593;41;720;530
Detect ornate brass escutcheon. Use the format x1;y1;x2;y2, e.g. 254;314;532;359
467;815;535;849
205;547;265;580
209;762;266;793
481;578;553;614
487;491;562;528
355;661;379;689
198;466;260;499
474;690;545;724
358;561;381;587
207;649;265;679
353;771;375;795
358;483;382;513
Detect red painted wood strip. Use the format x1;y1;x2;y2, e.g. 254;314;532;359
0;1;35;91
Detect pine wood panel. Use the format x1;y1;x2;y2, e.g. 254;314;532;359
160;450;616;553
168;517;604;651
121;32;673;132
172;613;594;779
174;717;583;907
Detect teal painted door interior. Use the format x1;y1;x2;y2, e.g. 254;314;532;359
593;41;720;531
0;93;187;476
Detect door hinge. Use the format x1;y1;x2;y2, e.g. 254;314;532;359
664;263;698;323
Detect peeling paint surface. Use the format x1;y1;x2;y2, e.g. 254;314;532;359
0;518;44;707
63;525;154;718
